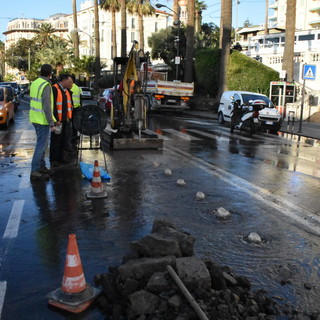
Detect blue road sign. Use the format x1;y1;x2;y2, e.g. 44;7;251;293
303;64;316;80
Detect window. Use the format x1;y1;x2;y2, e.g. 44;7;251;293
298;34;315;41
111;46;114;59
131;18;135;29
155;22;158;32
131;32;135;42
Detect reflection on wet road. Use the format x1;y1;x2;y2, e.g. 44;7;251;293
1;105;320;318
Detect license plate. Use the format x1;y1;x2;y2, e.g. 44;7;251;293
167;99;176;103
266;121;273;125
253;118;259;123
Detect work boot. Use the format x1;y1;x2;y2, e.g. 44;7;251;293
39;167;55;175
30;171;49;181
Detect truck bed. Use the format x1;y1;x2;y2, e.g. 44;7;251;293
145;80;194;97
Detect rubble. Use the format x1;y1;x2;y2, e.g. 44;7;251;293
94;219;304;319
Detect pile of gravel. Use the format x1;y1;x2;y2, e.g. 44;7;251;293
94;219;306;319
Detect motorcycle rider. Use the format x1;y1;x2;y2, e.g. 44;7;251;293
230;98;243;133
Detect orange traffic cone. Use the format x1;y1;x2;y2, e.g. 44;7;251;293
87;160;108;199
47;234;100;313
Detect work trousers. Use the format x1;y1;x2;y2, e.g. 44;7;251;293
31;123;50;172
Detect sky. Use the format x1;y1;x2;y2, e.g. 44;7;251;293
0;0;267;42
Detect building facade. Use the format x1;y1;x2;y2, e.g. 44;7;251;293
2;0;169;77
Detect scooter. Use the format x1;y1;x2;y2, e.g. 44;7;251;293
230;98;267;135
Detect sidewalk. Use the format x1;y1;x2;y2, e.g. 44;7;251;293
183;110;320;141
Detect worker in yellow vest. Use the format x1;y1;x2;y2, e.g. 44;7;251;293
71;74;82;108
29;64;57;180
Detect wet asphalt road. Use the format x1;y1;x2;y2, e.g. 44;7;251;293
1;99;320;319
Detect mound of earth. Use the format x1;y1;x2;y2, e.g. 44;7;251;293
94;219;312;319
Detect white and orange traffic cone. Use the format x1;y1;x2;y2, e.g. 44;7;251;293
47;234;100;314
87;160;108;199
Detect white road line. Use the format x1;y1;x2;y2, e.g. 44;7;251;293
0;281;7;317
166;146;320;236
3;200;25;239
19;172;30;189
161;128;201;140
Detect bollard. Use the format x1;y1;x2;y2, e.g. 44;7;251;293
287;111;295;132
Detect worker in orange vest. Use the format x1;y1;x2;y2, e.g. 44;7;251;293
50;73;74;168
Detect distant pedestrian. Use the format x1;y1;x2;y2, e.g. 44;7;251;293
70;75;82;150
50;73;74;167
29;64;57;180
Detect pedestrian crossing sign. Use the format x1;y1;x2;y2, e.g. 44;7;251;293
303;64;316;80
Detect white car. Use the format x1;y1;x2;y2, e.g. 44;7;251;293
79;87;92;99
218;91;282;132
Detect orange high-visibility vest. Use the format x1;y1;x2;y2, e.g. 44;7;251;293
53;83;73;121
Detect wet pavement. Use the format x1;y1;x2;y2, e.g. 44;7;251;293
1;100;320;319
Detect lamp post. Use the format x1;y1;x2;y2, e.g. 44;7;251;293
156;3;181;80
72;28;94;55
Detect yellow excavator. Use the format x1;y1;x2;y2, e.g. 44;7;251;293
102;41;162;150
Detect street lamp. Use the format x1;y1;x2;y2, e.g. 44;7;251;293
156;3;181;80
72;28;94;55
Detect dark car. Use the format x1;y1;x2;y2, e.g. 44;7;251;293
97;88;114;113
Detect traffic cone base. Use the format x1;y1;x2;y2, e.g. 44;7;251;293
87;160;108;199
47;234;100;314
48;285;100;314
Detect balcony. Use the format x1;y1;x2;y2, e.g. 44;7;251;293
309;6;320;12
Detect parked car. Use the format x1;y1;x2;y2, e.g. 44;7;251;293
0;85;18;112
0;82;20;95
0;86;15;129
97;88;114;113
79;87;92;99
218;91;282;132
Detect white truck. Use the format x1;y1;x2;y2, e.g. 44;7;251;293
139;65;194;112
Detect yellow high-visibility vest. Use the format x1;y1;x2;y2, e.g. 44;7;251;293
29;78;54;125
71;83;82;108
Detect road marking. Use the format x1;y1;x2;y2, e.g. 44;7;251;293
3;200;24;239
19;172;30;189
0;281;7;317
166;146;320;236
161;128;201;140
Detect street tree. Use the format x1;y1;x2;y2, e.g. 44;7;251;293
195;0;207;33
33;22;57;48
127;0;155;51
218;0;232;97
282;0;296;82
94;0;101;82
72;0;80;58
195;23;220;48
0;41;5;80
5;38;38;71
184;0;195;82
72;56;96;82
100;0;121;59
120;0;127;58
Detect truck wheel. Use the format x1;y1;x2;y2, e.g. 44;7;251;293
218;112;225;124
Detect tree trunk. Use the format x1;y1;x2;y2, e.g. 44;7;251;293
94;0;101;83
218;0;232;98
120;0;127;58
265;0;269;35
184;0;195;83
112;10;117;58
195;10;201;33
172;0;179;23
72;0;80;58
138;13;144;51
282;0;296;82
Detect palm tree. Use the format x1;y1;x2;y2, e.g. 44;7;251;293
172;0;179;23
72;0;80;58
0;41;5;79
218;0;232;98
184;0;195;82
94;0;101;82
282;0;296;82
120;0;127;58
100;0;121;58
264;0;269;35
127;0;155;51
33;23;57;47
195;0;207;33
